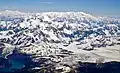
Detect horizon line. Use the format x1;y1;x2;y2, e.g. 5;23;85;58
0;10;120;18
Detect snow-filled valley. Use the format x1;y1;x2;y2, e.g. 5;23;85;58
0;10;120;73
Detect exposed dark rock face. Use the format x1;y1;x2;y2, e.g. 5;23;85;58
0;57;11;69
77;61;120;73
0;61;120;73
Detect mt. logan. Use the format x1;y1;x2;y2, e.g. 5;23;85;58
0;10;120;64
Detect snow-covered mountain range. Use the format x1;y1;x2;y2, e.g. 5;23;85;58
0;10;120;67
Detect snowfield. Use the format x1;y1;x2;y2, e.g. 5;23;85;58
0;10;120;69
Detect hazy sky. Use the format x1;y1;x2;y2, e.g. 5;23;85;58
0;0;120;17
